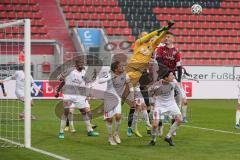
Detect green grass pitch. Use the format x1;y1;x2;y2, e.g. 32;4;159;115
1;99;240;160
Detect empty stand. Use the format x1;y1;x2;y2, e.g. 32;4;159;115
0;0;49;39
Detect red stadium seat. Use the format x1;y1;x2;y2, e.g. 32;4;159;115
92;0;101;6
29;0;37;5
102;20;110;27
128;35;135;42
111;21;118;27
197;29;205;36
116;14;124;20
105;6;112;13
91;13;99;20
60;0;67;6
25;12;34;18
197;59;205;65
106;28;113;35
189;29;197;36
75;13;81;20
184;52;192;58
77;21;84;27
233;60;239;66
19;0;28;4
233;23;240;29
123;28;131;35
75;0;84;5
68;20;76;27
211;52;218;59
218;22;225;29
8;12;16;19
181;29;188;36
19;12;25;19
185;22;194;29
68;0;75;6
177;36;184;43
82;13;90;20
6;4;14;11
79;6;87;12
175;21;184;28
208;22;217;29
72;6;79;12
194;36;202;43
102;0;109;6
109;0;118;6
215;59;222;66
63;6;70;12
85;0;92;6
108;13;115;20
119;21;128;27
172;28;180;35
112;7;121;13
95;6;103;13
153;8;160;14
99;13;107;20
0;5;5;11
201;22;209;29
66;13;74;20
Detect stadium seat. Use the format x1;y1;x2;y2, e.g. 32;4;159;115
79;6;87;12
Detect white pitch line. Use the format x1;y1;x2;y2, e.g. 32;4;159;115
29;147;70;160
183;125;240;135
0;137;70;160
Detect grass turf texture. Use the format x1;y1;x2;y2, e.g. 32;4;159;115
1;99;240;160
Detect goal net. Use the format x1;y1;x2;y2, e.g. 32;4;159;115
0;19;31;148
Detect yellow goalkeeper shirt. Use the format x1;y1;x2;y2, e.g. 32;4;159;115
126;29;168;86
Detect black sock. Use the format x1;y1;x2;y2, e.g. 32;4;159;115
66;118;69;127
158;121;163;127
147;109;150;114
128;108;135;127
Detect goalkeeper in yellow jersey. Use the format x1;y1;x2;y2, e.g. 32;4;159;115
125;21;174;137
126;20;174;86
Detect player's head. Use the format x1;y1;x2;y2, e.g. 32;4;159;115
75;59;84;71
162;70;174;82
111;61;123;74
164;31;175;45
139;31;148;38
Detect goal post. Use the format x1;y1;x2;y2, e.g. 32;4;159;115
0;19;31;148
24;19;31;148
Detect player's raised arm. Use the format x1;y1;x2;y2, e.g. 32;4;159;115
135;30;159;46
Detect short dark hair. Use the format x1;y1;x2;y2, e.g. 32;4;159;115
162;70;172;79
166;31;175;36
111;61;120;72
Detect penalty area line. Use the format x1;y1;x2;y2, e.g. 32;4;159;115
183;125;240;135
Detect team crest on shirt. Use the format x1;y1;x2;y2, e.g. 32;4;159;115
140;47;150;56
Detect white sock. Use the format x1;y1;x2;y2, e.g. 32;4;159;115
182;105;187;118
82;114;92;132
68;113;74;129
132;111;139;130
142;110;151;127
151;127;158;142
60;114;67;133
106;121;113;137
166;122;178;138
115;120;121;135
236;110;240;125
